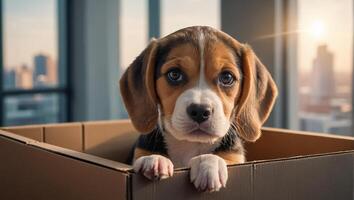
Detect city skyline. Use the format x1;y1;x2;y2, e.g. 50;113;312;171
3;0;57;70
298;0;353;73
298;44;352;135
4;53;57;89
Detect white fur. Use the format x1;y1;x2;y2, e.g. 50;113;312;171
164;133;219;167
133;155;174;180
165;88;229;143
198;30;207;89
189;154;228;192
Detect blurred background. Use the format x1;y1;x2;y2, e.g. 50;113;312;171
0;0;353;137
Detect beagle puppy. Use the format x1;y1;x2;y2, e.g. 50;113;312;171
120;26;278;192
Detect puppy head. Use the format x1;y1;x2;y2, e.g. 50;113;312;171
120;26;278;143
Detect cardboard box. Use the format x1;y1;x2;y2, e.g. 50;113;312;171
0;120;353;200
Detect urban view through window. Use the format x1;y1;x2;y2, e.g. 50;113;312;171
2;0;61;125
297;0;353;136
2;0;354;136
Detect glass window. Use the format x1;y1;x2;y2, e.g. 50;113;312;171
4;93;66;126
161;0;220;36
120;0;148;71
1;0;68;126
3;0;59;89
296;0;353;135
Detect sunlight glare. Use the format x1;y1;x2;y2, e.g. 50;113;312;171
310;20;326;39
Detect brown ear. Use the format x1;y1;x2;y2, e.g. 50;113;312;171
234;45;278;142
119;40;159;134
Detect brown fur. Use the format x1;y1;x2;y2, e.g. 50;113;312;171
157;44;200;117
133;148;154;161
204;41;242;119
119;40;159;133
215;151;245;165
233;46;278;142
120;26;278;164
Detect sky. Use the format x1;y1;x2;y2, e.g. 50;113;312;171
3;0;57;70
297;0;353;73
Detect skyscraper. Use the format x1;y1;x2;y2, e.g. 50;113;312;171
4;68;16;89
16;65;33;89
33;54;57;87
310;45;335;105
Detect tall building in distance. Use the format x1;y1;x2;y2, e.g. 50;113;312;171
4;53;59;126
16;64;33;89
4;68;16;89
299;44;351;136
310;45;335;105
33;54;57;87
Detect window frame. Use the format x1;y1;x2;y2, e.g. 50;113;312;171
0;0;71;126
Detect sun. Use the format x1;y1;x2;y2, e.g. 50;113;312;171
309;20;326;39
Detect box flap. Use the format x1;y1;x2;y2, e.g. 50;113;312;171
253;152;353;200
0;129;132;172
131;164;253;200
246;127;354;161
0;135;129;200
44;123;83;152
84;119;139;164
1;125;43;142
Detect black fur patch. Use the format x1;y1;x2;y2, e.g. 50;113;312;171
214;128;238;152
136;128;168;156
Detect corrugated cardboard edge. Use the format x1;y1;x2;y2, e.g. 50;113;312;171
262;127;354;140
172;149;354;172
1;124;353;173
0;129;133;172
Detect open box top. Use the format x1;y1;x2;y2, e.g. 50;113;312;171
0;120;353;200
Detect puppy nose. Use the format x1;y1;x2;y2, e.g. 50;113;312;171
186;104;212;123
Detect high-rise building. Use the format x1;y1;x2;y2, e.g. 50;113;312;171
16;65;33;89
310;45;335;105
33;54;57;87
4;68;16;89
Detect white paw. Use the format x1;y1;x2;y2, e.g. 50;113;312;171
189;154;228;192
133;155;174;180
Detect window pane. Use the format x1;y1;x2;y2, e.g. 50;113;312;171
3;0;61;90
4;93;66;126
161;0;220;36
118;0;148;119
296;0;353;135
120;0;148;71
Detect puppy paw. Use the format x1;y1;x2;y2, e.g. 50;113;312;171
133;155;174;180
189;154;228;192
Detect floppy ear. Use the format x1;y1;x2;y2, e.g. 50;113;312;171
120;40;159;134
234;45;278;142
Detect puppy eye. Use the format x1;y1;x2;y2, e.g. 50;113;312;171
166;68;184;84
218;71;235;87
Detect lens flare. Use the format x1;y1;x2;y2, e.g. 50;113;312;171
310;20;326;39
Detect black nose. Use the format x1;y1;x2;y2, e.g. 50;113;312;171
186;104;212;123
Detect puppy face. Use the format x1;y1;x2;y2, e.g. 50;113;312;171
156;40;241;143
120;26;278;143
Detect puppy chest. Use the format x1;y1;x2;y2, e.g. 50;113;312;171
166;139;218;167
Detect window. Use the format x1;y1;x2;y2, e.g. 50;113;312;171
161;0;220;36
120;0;148;71
118;0;148;119
0;0;68;126
294;0;353;135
